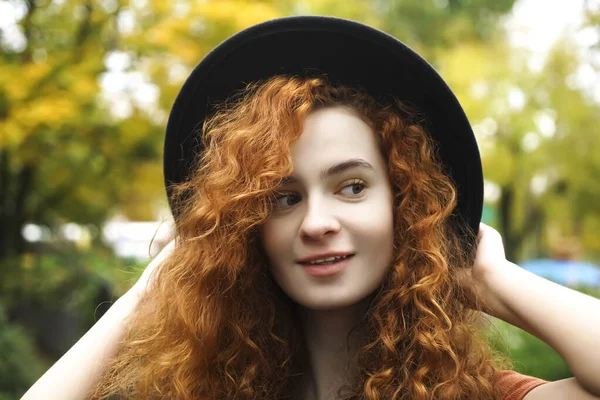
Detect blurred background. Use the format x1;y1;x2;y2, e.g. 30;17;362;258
1;0;600;398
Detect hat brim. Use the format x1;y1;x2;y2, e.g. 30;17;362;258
164;16;483;236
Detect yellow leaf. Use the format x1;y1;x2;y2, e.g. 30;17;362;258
196;1;280;28
482;143;515;186
0;120;27;149
71;77;99;99
14;96;76;129
234;2;280;29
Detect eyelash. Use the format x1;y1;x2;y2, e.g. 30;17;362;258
272;179;367;210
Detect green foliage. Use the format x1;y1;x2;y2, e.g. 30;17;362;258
0;242;148;397
490;319;572;380
0;303;46;400
1;241;146;334
374;0;516;58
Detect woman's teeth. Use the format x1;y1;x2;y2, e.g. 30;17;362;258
304;255;351;265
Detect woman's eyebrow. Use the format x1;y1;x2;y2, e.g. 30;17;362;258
280;158;374;185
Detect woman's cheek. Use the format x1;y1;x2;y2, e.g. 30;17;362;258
261;219;294;262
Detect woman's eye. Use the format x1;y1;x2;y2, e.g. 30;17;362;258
273;193;301;209
272;180;366;210
338;180;366;196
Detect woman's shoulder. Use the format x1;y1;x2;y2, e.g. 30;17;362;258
496;370;549;400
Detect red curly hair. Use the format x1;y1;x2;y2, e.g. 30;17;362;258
90;76;510;399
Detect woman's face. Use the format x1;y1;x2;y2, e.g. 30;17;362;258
259;106;395;310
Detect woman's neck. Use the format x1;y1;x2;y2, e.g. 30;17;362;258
297;296;373;400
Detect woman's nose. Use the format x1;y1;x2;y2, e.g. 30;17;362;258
299;199;341;240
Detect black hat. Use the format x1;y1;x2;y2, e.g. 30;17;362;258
164;16;483;236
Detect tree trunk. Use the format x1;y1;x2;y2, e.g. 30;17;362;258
14;164;35;255
0;149;10;259
0;160;35;262
499;184;519;262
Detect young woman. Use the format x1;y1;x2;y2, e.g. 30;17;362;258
23;17;600;400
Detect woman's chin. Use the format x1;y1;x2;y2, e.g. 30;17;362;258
292;291;367;311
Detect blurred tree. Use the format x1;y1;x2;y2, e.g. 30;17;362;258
437;35;600;261
375;0;517;58
0;302;46;399
540;43;600;258
285;0;517;59
0;0;165;263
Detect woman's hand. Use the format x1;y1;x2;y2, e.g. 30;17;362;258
472;222;506;275
457;222;507;313
128;239;176;300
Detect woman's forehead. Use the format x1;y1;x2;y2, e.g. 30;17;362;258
286;107;386;180
292;107;379;157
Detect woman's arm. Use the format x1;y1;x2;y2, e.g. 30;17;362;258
21;240;175;400
468;224;600;398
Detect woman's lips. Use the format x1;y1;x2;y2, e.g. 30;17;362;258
300;254;354;277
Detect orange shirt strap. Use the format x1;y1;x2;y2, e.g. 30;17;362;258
497;370;549;400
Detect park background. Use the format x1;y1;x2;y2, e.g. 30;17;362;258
1;0;600;398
